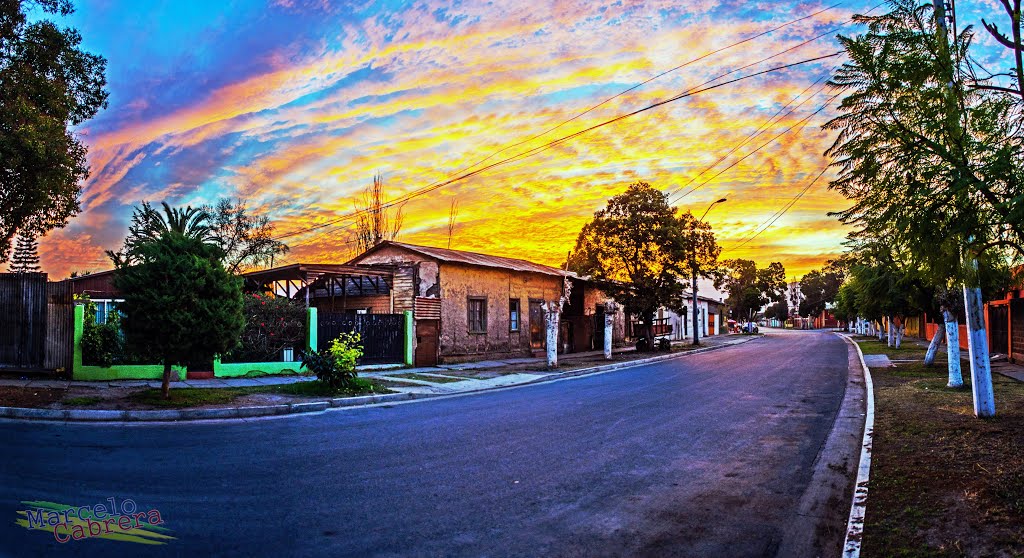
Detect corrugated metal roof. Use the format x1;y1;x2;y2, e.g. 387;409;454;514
363;241;574;277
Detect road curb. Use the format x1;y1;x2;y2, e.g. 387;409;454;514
836;333;875;558
0;336;758;423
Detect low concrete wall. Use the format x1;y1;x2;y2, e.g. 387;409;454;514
72;305;186;381
73;305;321;381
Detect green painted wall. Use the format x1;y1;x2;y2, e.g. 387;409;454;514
307;307;317;352
72;304;186;381
213;359;303;378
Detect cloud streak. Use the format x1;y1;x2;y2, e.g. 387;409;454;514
34;0;905;278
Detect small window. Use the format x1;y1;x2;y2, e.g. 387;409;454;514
91;299;123;324
509;299;520;332
468;297;487;333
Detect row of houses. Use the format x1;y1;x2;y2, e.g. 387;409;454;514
2;241;728;373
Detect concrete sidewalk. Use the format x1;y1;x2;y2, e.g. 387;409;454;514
848;332;1024;382
0;334;746;393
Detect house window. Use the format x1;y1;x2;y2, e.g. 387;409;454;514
468;297;487;333
91;299;123;324
509;299;520;332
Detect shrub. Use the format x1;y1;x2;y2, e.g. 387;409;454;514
224;293;306;363
80;298;123;367
301;332;364;391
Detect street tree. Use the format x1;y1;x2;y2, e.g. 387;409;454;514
717;259;786;324
0;0;108;262
825;0;1024;416
798;260;846;319
8;233;40;273
204;198;289;274
113;232;244;398
765;300;788;324
567;182;718;349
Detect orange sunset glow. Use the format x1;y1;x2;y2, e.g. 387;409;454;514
30;0;897;279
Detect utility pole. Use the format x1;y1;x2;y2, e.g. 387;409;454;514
692;198;726;345
934;0;995;416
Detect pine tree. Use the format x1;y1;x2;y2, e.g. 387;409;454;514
9;234;41;273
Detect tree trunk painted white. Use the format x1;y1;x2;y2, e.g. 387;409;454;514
691;270;700;346
924;324;944;367
878;320;885;340
963;286;995;417
603;303;615;360
944;309;963;388
543;302;560;368
887;317;894;347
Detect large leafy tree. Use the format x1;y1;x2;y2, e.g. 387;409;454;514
567;182;719;348
825;0;1023;282
717;259;786;323
798;260;846;317
0;0;108;261
113;232;244;398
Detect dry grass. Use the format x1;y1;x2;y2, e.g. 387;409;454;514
861;356;1024;557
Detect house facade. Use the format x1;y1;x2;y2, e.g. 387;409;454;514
347;242;626;365
654;294;725;341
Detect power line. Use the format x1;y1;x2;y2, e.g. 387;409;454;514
664;73;832;203
667;91;841;204
276;52;843;245
274;6;860;243
457;2;849;172
722;165;831;254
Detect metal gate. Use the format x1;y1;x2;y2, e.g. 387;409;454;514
0;273;47;369
318;312;405;364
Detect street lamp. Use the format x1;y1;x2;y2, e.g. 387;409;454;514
691;198;727;345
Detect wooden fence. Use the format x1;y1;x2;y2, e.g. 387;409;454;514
317;312;406;364
0;273;48;369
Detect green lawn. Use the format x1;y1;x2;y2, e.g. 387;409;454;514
853;335;931;359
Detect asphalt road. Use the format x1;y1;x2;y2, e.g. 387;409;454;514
1;329;852;557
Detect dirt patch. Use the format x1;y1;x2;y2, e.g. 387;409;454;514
863;360;1024;556
0;386;66;407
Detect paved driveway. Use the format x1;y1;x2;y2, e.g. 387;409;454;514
0;329;853;557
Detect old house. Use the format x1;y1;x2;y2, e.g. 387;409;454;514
347;241;626;365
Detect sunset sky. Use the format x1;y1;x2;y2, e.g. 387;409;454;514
27;0;1011;279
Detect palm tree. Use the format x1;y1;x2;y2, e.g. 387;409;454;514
108;202;213;266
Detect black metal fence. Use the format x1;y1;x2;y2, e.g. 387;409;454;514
0;273;47;369
317;312;405;364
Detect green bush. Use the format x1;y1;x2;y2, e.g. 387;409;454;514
80;299;122;367
301;332;363;391
223;293;306;363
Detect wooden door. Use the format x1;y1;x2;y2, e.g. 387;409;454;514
415;319;439;367
529;300;545;349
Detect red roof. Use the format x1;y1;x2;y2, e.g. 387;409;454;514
350;241;573;278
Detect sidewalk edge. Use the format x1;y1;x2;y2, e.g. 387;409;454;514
0;336;758;423
837;333;875;558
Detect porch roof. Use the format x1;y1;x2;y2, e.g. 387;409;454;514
241;263;393;284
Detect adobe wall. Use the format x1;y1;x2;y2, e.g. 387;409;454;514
439;263;562;360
